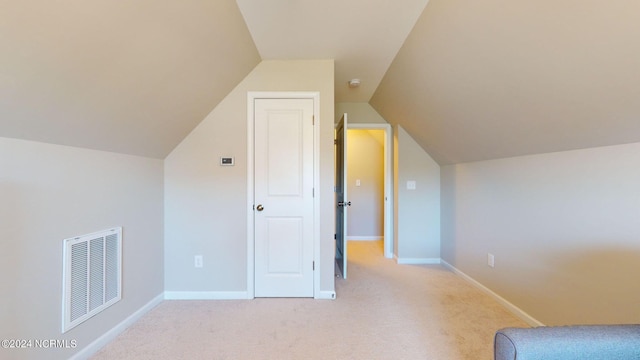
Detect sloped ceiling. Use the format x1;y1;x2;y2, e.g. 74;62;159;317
3;1;639;164
0;0;260;158
371;0;640;164
235;0;429;103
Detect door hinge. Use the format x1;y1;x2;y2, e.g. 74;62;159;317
312;261;315;271
312;115;315;125
312;188;315;197
334;233;337;240
334;139;337;145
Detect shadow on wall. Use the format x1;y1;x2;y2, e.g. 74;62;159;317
534;246;640;326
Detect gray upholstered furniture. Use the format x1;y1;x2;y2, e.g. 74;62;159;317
494;325;640;360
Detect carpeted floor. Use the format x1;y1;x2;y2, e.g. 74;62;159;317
91;241;527;359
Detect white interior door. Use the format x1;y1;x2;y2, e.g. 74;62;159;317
254;98;315;297
335;113;349;279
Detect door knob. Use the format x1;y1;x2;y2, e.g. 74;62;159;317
256;204;264;211
337;201;351;207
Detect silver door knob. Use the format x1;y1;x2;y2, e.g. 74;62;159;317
337;201;351;207
256;204;264;211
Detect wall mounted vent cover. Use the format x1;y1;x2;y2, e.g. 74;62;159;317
62;227;122;333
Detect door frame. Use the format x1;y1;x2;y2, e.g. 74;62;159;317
347;123;394;259
246;91;321;299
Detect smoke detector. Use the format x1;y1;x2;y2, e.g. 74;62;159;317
348;79;361;88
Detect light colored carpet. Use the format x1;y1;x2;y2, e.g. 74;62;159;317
91;241;527;359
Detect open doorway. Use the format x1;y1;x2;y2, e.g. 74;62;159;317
347;123;393;259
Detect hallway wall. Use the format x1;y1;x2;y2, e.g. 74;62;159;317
347;129;385;239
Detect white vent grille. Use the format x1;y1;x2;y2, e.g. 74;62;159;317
62;227;122;333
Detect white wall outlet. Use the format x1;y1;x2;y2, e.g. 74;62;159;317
487;253;495;268
194;255;203;268
356;179;361;187
407;180;416;190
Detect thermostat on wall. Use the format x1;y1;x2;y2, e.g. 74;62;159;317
220;157;234;166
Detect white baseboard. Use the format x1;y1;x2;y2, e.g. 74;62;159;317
166;290;334;300
396;257;441;265
440;260;544;327
70;293;164;360
164;291;249;300
315;290;337;300
347;236;383;241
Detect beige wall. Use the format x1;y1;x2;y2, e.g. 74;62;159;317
441;142;640;325
0;137;164;360
346;129;385;239
394;125;441;262
164;60;335;296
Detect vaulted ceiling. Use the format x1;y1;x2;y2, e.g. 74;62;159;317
235;0;429;103
2;0;640;164
371;0;640;164
1;0;260;158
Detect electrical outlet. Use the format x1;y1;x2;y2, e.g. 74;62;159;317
487;253;495;268
194;255;203;268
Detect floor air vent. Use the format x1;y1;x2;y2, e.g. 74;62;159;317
62;227;122;333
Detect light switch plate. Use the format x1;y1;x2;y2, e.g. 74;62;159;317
407;180;416;190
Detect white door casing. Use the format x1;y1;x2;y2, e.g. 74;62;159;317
249;94;317;298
